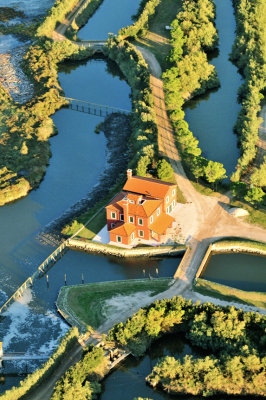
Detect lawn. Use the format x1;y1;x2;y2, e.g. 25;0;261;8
57;278;174;330
194;278;266;310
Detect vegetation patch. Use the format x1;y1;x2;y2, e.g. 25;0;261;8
0;7;25;22
57;278;173;330
194;278;266;310
214;238;266;253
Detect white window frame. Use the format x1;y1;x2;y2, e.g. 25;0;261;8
138;218;143;226
157;208;160;216
131;232;135;240
138;230;144;237
129;216;134;223
172;199;175;207
172;189;175;196
166;196;169;204
111;211;116;219
166;206;169;214
120;214;124;221
150;215;153;224
116;235;122;243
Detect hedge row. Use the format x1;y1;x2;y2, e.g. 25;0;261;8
230;0;266;185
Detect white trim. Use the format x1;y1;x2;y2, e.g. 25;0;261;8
116;235;122;243
156;208;160;216
150;215;153;224
129;216;134;223
111;211;116;219
138;230;144;237
172;189;175;196
166;196;169;204
131;232;135;240
138;218;143;226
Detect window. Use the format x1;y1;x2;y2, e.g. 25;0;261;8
166;206;169;214
172;199;175;207
129;200;135;204
131;232;135;240
116;236;122;243
111;211;116;219
111;223;115;228
172;189;175;196
166;196;169;204
120;214;124;221
138;230;144;237
129;216;134;223
157;208;160;216
138;218;143;226
150;215;153;224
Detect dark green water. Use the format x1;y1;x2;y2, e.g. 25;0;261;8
184;0;242;176
202;253;266;292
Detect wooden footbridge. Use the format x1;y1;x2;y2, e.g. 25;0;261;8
64;97;131;117
0;241;69;315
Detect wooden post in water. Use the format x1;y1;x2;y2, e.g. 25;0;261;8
64;273;67;286
0;342;3;368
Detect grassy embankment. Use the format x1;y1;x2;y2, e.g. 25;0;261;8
57;278;173;330
194;238;266;309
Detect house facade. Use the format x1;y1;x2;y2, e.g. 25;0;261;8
105;169;177;245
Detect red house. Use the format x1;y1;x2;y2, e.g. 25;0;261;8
106;170;177;246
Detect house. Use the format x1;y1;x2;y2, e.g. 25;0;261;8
105;169;177;245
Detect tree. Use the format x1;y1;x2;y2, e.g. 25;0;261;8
204;160;227;189
191;156;208;182
244;187;265;206
157;159;174;181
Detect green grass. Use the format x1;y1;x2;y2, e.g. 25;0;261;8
134;0;182;71
58;278;173;329
230;200;266;229
194;278;266;309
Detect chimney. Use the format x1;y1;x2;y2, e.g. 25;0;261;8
122;199;129;223
127;169;132;180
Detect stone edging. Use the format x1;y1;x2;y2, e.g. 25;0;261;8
67;238;186;257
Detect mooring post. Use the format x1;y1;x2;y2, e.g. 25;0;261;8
0;342;3;369
64;273;67;286
81;273;84;284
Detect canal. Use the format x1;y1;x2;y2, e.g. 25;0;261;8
202;252;266;292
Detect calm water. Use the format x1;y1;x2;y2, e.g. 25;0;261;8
202;253;266;292
184;0;242;176
78;0;139;40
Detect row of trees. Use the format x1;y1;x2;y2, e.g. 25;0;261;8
230;0;266;187
107;296;265;397
162;0;226;187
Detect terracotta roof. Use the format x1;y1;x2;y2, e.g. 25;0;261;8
127;193;141;202
110;222;136;237
106;191;125;211
123;176;176;198
150;214;175;235
116;198;162;217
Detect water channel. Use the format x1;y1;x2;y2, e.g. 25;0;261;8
202;253;266;292
0;0;264;397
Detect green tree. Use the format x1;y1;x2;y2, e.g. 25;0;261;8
244;187;265;206
204;160;227;189
157;159;174;181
